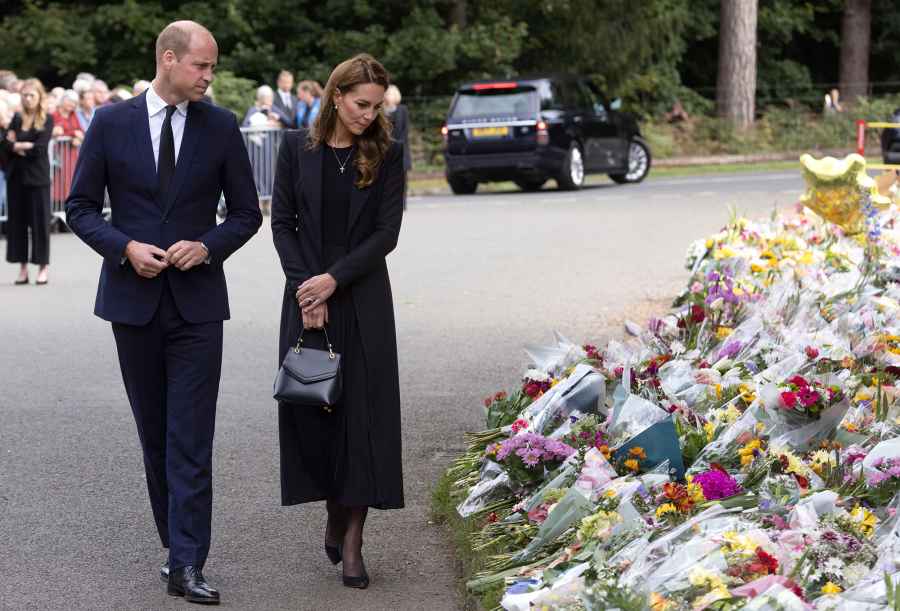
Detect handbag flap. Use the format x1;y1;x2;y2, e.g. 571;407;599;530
282;347;340;384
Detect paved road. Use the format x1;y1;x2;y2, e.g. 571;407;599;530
0;171;803;610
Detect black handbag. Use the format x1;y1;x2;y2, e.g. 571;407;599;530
273;326;342;411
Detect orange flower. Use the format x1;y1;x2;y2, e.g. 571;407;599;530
629;446;647;460
624;458;640;472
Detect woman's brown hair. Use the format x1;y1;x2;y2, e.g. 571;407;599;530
307;54;391;189
20;78;48;131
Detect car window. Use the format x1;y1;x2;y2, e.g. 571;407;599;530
580;81;606;114
450;88;538;119
538;81;564;111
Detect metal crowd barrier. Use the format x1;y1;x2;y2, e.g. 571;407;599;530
240;126;284;203
0;126;285;227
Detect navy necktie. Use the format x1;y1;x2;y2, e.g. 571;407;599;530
158;105;177;199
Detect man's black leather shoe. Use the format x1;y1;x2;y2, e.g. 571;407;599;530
160;561;170;583
167;565;220;605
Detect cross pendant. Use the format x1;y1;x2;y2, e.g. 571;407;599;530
339;167;345;174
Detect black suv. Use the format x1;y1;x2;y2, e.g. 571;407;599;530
441;75;650;194
881;108;900;164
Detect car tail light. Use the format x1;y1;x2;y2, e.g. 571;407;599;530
472;82;518;91
536;120;549;146
440;124;449;148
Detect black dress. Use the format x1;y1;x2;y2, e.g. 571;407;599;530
277;143;397;509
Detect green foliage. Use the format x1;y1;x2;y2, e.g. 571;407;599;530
210;70;257;118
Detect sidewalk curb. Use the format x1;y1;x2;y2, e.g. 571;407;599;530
407;148;852;182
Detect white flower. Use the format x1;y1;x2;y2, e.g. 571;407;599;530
823;557;845;578
843;562;869;585
523;369;550;382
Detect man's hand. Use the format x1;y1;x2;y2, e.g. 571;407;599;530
296;273;337;313
301;302;329;329
125;240;169;278
165;240;208;271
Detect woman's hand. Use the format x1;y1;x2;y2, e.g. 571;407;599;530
12;142;32;156
52;126;64;137
301;302;329;329
6;130;15;142
296;273;337;313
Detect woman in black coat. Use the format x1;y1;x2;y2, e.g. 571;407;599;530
3;78;54;285
271;53;404;590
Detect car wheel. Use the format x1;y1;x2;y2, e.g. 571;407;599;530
609;137;651;184
447;174;478;195
514;178;547;192
557;143;585;190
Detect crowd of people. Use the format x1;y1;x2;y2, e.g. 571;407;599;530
0;65;411;285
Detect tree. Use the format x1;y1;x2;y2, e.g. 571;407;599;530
839;0;871;104
716;0;758;128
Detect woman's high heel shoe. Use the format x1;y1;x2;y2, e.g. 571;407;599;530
342;564;369;589
325;543;342;565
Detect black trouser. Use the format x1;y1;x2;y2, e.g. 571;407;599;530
6;179;51;265
111;277;223;570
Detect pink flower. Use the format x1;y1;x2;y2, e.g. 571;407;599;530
780;391;798;408
693;468;742;500
690;281;704;294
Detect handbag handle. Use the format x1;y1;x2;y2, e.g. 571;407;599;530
294;325;336;360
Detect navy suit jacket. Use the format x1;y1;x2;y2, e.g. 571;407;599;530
65;94;263;326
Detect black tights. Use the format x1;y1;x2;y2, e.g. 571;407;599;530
326;500;368;577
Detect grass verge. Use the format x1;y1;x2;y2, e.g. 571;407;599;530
431;470;504;611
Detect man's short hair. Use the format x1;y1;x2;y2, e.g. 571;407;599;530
156;23;193;63
278;70;293;80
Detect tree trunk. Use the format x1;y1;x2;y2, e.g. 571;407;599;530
450;0;467;29
716;0;758;129
839;0;871;104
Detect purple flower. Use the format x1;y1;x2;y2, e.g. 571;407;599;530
707;271;720;282
693;468;742;500
718;340;742;361
867;471;891;486
522;449;541;467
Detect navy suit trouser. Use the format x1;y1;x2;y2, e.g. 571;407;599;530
111;275;223;570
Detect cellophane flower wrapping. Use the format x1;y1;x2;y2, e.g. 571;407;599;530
447;176;900;609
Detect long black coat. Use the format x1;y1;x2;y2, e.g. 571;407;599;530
271;129;405;508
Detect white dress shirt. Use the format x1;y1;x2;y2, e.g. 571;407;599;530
279;90;292;109
146;84;189;170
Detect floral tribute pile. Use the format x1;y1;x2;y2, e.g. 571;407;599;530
444;161;900;610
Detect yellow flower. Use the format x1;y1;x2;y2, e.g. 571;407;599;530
732;286;745;296
723;404;742;422
686;481;706;503
714;384;723;400
714;246;737;260
704;421;717;442
750;262;765;273
705;238;715;249
550;378;560;387
723;531;759;555
850;505;878;538
739;438;763;467
650;592;674;611
738;383;756;405
656;503;677;518
624;458;640;472
604;488;618;498
821;582;842;595
688;566;726;590
629;446;647;459
716;326;734;339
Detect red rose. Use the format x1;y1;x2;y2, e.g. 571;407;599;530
805;346;819;359
690;305;706;323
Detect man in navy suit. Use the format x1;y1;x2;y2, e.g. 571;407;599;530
65;20;262;605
